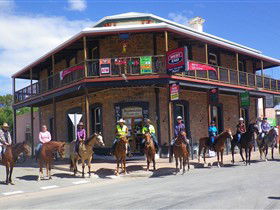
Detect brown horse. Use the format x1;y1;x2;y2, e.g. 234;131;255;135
198;129;233;167
143;133;156;171
1;142;31;185
173;131;190;173
38;141;66;181
257;127;278;161
113;136;128;176
70;133;104;177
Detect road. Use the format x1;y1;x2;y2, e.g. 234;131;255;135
0;157;280;209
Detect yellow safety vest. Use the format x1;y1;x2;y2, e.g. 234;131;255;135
142;124;156;134
116;125;127;137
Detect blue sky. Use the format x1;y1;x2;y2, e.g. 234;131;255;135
1;0;280;95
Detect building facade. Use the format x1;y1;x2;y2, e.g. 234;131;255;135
12;12;280;155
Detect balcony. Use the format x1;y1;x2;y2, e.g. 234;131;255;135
14;55;280;104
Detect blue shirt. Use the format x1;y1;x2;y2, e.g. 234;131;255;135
208;125;218;136
261;122;271;132
174;123;185;138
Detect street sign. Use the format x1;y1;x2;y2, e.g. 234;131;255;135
68;113;83;139
240;91;250;107
170;83;179;101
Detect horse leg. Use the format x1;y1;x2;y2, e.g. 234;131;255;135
123;159;127;175
249;147;252;165
187;156;190;171
217;151;220;168
147;158;150;171
183;157;186;174
245;148;248;165
203;147;207;165
272;147;274;160
88;156;92;177
38;160;43;181
179;157;182;170
221;150;224;166
231;143;235;164
48;162;52;179
175;157;179;174
198;145;201;163
265;147;268;161
9;164;15;185
5;165;9;185
240;147;245;162
153;156;156;171
82;160;85;178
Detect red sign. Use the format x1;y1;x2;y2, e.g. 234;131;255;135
60;65;84;80
99;58;111;76
187;61;217;74
166;48;186;74
170;83;180;101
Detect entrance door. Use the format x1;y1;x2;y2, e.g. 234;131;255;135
240;107;249;127
173;101;190;138
211;104;224;133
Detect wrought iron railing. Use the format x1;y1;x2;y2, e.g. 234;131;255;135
14;55;279;104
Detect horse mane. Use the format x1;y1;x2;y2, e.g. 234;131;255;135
216;130;229;139
85;134;97;145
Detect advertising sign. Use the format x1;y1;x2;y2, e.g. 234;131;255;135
187;61;217;74
140;56;152;74
166;47;186;74
99;58;111;76
240;91;250;107
60;65;84;80
170;83;180;101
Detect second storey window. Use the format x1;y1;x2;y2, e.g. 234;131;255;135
91;104;103;134
238;60;246;72
208;52;218;66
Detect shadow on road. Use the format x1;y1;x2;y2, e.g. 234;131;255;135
150;167;176;178
94;168;115;178
16;175;38;181
268;196;280;200
52;173;80;179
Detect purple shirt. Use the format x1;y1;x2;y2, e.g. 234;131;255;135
174;123;186;138
77;128;86;140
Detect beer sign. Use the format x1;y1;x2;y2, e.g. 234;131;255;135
170;83;180;101
166;47;187;74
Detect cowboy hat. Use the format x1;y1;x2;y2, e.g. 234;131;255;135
118;118;125;123
2;122;9;128
239;117;244;121
78;122;84;126
177;116;182;120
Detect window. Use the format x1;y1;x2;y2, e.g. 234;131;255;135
239;60;246;72
91;105;103;134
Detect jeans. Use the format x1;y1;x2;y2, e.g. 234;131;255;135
0;146;2;158
210;136;215;144
35;143;42;159
237;133;241;142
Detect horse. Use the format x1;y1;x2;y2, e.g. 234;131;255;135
37;141;66;181
1;142;31;185
198;129;233;167
257;127;278;161
173;131;190;173
143;132;156;171
70;133;104;177
230;133;245;164
113;136;129;176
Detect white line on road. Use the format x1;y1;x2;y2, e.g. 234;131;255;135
72;180;90;185
3;191;24;196
40;185;59;190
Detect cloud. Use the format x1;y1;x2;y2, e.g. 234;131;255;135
168;10;194;26
68;0;87;11
0;12;94;94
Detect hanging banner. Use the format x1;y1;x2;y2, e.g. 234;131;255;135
166;47;186;74
240;91;250;107
99;58;111;76
187;61;217;74
266;94;274;108
209;88;219;105
60;65;84;80
170;83;180;101
140;56;152;74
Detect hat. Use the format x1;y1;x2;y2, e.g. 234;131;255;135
78;122;84;126
2;122;9;128
177;116;182;120
239;117;244;121
211;120;215;124
118;118;125;123
144;118;151;123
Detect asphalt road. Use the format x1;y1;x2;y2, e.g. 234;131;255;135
0;158;280;209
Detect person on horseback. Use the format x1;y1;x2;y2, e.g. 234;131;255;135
141;119;159;152
208;120;218;149
236;117;246;143
261;117;271;140
170;116;190;153
112;119;130;155
35;125;52;159
75;122;86;154
0;123;12;161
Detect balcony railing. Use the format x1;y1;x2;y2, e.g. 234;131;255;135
14;55;280;104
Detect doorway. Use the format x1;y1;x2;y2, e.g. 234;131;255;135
173;100;191;138
210;104;224;134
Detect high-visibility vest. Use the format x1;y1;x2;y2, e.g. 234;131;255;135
116;124;127;137
142;124;156;134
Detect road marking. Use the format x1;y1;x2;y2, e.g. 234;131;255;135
3;191;24;196
40;185;59;190
72;180;90;185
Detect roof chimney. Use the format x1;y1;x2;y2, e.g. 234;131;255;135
188;17;205;32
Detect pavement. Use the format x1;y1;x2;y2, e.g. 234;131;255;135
0;150;279;209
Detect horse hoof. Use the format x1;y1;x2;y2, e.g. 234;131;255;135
49;177;52;180
265;159;268;162
10;182;15;185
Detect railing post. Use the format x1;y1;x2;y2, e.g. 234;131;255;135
227;69;230;83
246;73;249;87
270;78;272;90
205;43;208;64
83;36;88;77
255;74;257;88
52;54;55;88
217;67;220;81
30;68;33;96
236;52;240;85
261;60;264;88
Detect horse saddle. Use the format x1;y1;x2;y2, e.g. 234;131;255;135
79;143;86;151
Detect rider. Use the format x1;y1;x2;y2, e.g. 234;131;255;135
112;119;130;155
170;116;190;153
236;117;246;143
0;123;12;161
35;125;51;159
75;122;86;154
141;118;159;152
261;117;271;139
208;120;218;149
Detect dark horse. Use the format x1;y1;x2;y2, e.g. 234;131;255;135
1;142;31;185
198;129;233;167
231;123;258;165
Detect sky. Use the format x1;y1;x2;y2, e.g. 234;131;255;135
0;0;280;95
